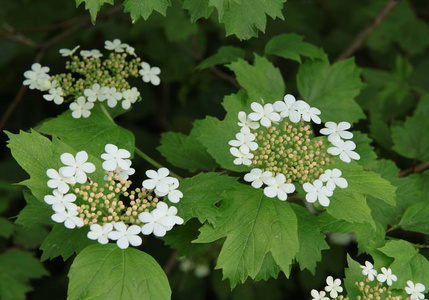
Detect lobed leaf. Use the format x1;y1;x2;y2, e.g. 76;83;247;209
123;0;171;22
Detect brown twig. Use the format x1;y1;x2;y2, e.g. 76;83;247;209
163;249;178;275
209;66;241;89
398;162;429;177
1;22;39;48
334;0;400;62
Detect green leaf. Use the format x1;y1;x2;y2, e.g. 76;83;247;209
197;46;245;70
399;202;429;234
392;112;429;161
123;0;171;21
344;255;365;299
40;225;95;261
37;107;135;159
297;58;365;124
195;184;299;288
161;219;207;257
75;0;113;23
15;191;52;228
353;132;377;169
158;123;218;172
197;91;252;172
378;240;429;289
227;55;285;102
13;225;49;250
291;204;329;273
265;33;325;63
177;172;238;223
208;0;286;40
0;217;14;239
182;0;213;22
68;244;170;299
164;1;198;42
0;250;48;300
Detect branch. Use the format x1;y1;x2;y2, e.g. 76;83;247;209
335;0;400;62
163;249;178;275
398;162;429;177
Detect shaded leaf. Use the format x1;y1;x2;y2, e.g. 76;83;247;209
197;46;245;70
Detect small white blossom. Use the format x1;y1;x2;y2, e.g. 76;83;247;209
44;190;77;212
84;83;105;102
59;150;96;184
46;168;76;193
320;121;353;143
360;261;377;281
121;87;140;109
405;281;426;300
310;290;329;300
108;222;142;249
101;144;131;171
377;267;397;286
43;87;64;105
23;63;50;90
155;178;183;203
230;147;253;166
99;87;122;108
292;100;321;124
69;96;94;118
51;209;84;229
264;174;295;201
324;276;343;298
273;94;301;123
142;168;173;193
327;140;360;163
319;168;348;191
80;49;102;58
105;39;127;52
194;264;210;278
303;180;333;207
237;111;260;133
87;223;113;244
125;45;137;57
153;202;184;230
59;45;80;56
139;62;161;86
228;132;258;154
117;164;135;180
243;168;273;188
248;102;281;127
139;206;176;237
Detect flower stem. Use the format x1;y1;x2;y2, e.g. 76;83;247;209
100;103;114;122
134;147;183;180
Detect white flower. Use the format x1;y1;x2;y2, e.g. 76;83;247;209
248;102;281;127
117;164;135;180
43;87;64;105
228;132;258;154
230;147;253;166
23;63;50;90
360;261;377;281
139;208;175;237
69;96;94;118
237;111;260;133
84;83;105;102
99;87;122;108
303;179;333;207
105;39;127;52
324;276;343;298
327;140;360;163
194;264;210;278
125;45;137;57
377;267;397;286
292;100;321;124
46;168;76;193
59;151;96;184
310;290;329;300
153;202;184;230
139;62;161;86
101;144;131;171
108;222;142;249
273;94;301;123
44;190;77;212
405;281;426;300
59;45;80;57
319;169;348;191
80;49;102;58
155;178;183;203
263;174;295;201
51;209;84;229
243;168;273;188
121;87;140;109
320;121;353;143
87;223;113;244
142;168;173;193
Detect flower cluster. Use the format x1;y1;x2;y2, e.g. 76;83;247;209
230;94;360;206
23;39;161;119
310;261;427;300
44;143;183;249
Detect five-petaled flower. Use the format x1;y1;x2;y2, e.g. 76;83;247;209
310;289;329;300
101;144;131;171
405;281;426;300
324;276;343;298
108;222;142;249
248;102;281;127
237;111;260;133
360;261;377;281
319;169;348;191
327;140;360;163
59;151;96;184
264;174;296;201
303;180;333;207
244;168;273;189
44;190;77;212
320;121;353;143
377;267;397;286
87;223;113;245
69;96;94;119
